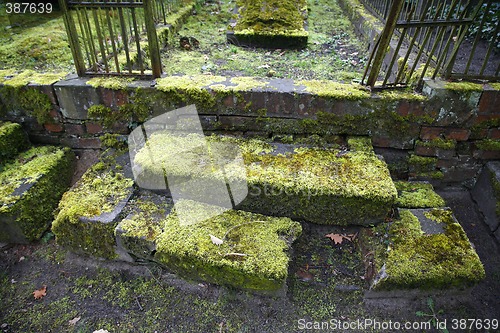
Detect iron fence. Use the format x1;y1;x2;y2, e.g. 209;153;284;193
58;0;183;78
361;0;500;88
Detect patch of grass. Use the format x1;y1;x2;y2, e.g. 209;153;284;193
162;0;367;81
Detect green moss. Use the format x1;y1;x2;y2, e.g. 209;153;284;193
86;77;134;90
377;209;485;289
0;76;55;124
233;0;308;36
347;136;373;153
134;133;397;225
490;83;500;90
297;80;370;100
408;154;437;171
416;138;456;150
378;89;427;102
475;139;500;151
0;70;65;86
0;146;74;242
154;199;302;291
0;122;30;161
52;162;133;258
99;133;127;151
444;81;484;92
394;181;446;208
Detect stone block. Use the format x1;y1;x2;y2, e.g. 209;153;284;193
471;162;500;233
54;78;101;120
360;208;485;290
132;133;397;225
52;158;134;259
478;87;500;114
0;122;30;161
0;146;75;243
154;199;302;292
115;191;174;261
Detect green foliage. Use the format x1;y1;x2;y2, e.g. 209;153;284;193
416;298;450;333
468;3;500;50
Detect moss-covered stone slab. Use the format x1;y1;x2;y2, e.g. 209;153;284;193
0;146;74;243
361;208;485;291
115;191;174;261
133;133;397;225
394;181;446;209
227;0;308;49
0;122;30;162
52;161;134;259
153;199;302;292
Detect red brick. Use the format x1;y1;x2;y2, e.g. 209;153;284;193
489;128;500;139
222;95;235;108
86;122;104;135
44;123;64;133
444;128;470;141
65;123;85;136
101;89;114;108
470;114;500;126
396;100;425;117
478;90;500;114
473;150;500;160
114;90;129;107
420;126;443;140
415;145;437;156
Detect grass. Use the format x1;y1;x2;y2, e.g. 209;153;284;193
164;0;367;81
0;0;367;81
0;6;73;73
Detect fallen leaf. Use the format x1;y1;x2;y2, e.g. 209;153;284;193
33;285;47;299
325;233;344;244
296;269;314;282
68;316;81;326
209;234;224;246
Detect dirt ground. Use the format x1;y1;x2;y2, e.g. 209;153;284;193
1;166;499;333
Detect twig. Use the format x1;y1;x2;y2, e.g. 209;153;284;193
223;252;247;257
135;295;143;311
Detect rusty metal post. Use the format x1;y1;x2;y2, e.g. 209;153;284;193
366;0;405;87
58;0;86;76
143;0;162;78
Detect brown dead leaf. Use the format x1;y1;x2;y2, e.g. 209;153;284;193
325;233;358;244
33;285;47;299
325;233;344;244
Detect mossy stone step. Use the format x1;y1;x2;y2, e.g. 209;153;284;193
0;122;30;162
471;162;500;240
132;134;397;225
360;208;485;291
52;159;134;259
117;196;302;292
0;146;74;243
394;181;446;209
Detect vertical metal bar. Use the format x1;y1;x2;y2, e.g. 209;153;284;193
75;8;92;69
366;0;405;87
144;0;162;77
417;0;459;87
82;7;98;70
105;5;121;72
443;0;484;77
91;2;109;72
118;3;133;73
131;8;145;74
479;20;499;75
58;0;86;76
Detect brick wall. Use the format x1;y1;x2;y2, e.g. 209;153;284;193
1;75;499;186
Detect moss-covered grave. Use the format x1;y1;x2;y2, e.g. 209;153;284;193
0;146;74;243
229;0;308;48
133;133;397;225
363;208;485;290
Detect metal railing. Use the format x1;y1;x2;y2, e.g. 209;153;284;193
58;0;183;78
361;0;500;88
